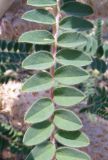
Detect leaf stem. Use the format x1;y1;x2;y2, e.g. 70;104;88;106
50;1;60;159
50;0;60;99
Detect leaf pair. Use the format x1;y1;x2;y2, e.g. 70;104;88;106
24;98;82;130
27;0;93;18
22;9;93;31
22;49;92;69
26;142;90;160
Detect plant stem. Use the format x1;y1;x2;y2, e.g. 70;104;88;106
50;0;60;99
50;1;60;159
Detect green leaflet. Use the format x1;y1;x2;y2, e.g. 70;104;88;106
56;147;91;160
58;32;87;48
55;65;89;85
54;109;83;131
61;2;93;17
23;121;54;146
54;87;85;107
22;51;54;70
55;130;90;148
22;72;53;92
56;49;92;66
26;142;56;160
19;30;54;45
60;16;93;31
27;0;57;7
22;9;55;25
24;98;55;124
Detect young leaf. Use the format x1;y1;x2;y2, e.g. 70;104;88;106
23;121;54;146
55;130;90;148
26;142;56;160
55;65;89;85
25;98;55;124
54;109;83;131
22;9;55;25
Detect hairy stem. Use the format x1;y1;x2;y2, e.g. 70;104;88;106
50;0;60;159
50;0;60;99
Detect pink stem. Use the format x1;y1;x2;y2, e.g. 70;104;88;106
50;0;60;99
50;1;60;159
